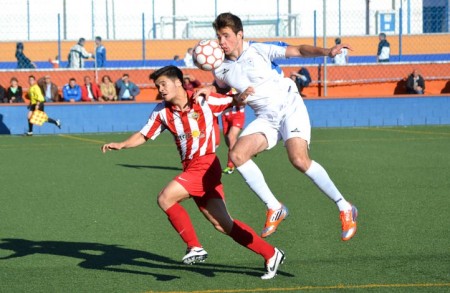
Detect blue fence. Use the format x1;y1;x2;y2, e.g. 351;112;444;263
0;96;449;135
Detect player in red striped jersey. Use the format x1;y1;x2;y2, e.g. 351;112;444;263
221;104;245;174
101;66;284;280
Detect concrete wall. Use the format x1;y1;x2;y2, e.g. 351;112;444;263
1;96;449;135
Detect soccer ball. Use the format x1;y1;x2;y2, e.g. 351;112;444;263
192;40;224;71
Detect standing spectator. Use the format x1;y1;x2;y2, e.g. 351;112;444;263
95;36;106;68
6;77;24;103
290;67;312;95
26;75;60;136
81;76;102;102
377;33;390;63
38;75;60;102
63;78;82;102
115;74;140;101
68;38;94;69
100;75;117;101
182;74;201;91
0;83;6;103
406;69;425;94
332;38;349;65
183;47;195;67
15;42;36;69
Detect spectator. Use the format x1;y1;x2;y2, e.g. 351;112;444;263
0;83;6;103
49;55;59;68
95;36;106;68
171;55;181;66
81;76;102;102
290;67;312;94
63;78;82;102
100;75;117;101
183;48;195;67
332;38;349;65
15;42;36;69
6;77;24;103
182;74;201;91
377;33;390;63
38;75;60;102
115;74;140;101
406;69;425;94
68;38;94;69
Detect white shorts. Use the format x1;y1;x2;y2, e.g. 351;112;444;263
240;91;311;150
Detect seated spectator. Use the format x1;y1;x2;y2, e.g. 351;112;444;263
115;74;140;101
15;42;36;69
290;67;312;94
406;69;425;94
0;84;6;103
6;77;24;103
100;75;117;101
38;75;60;102
81;76;102;102
182;74;201;91
63;78;82;102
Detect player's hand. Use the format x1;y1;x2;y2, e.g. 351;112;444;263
236;87;255;104
193;86;212;104
328;43;353;57
101;142;122;153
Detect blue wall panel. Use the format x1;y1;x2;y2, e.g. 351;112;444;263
0;96;449;136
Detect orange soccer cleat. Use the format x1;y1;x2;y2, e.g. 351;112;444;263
340;204;358;241
261;204;289;238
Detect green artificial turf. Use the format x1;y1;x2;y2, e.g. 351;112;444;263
1;126;449;292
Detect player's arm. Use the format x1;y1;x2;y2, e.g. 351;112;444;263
101;132;147;153
285;44;353;59
193;80;231;103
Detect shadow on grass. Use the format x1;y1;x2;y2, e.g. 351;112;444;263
118;163;182;171
0;238;293;281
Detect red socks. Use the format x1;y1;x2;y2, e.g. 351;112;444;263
165;203;202;248
229;220;275;261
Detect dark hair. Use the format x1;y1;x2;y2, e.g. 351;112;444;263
122;73;129;78
78;38;86;45
335;37;341;45
28;75;35;80
16;42;24;50
150;66;183;83
10;77;18;83
102;75;112;82
95;36;102;41
69;78;76;82
213;12;243;36
379;33;386;39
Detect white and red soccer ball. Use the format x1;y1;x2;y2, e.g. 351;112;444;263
192;39;224;71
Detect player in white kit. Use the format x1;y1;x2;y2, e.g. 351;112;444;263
196;12;358;241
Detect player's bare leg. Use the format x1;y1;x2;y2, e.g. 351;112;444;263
196;197;284;279
223;125;241;174
285;137;357;241
157;180;205;263
230;133;288;238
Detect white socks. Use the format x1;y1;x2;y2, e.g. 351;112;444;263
305;160;351;211
236;160;282;210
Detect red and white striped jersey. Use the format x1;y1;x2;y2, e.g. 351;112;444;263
140;91;233;162
222;105;245;117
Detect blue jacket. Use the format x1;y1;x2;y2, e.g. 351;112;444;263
95;45;107;67
115;79;140;100
63;84;82;102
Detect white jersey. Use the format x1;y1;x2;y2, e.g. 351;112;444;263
213;42;296;115
332;48;348;65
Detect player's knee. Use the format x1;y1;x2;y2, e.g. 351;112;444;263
157;191;171;210
212;223;227;234
229;149;248;166
290;156;311;173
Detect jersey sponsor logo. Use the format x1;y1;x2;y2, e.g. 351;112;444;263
177;130;205;141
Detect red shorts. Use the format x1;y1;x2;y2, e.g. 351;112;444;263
222;111;245;135
175;154;224;208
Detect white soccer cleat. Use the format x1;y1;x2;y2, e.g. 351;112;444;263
261;247;285;280
182;247;208;265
